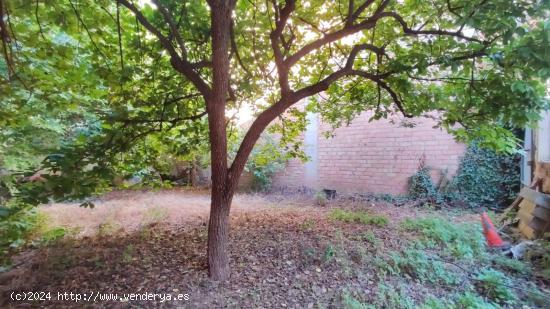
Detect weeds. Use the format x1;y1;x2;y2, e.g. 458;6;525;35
329;209;388;226
122;244;135;264
475;268;516;304
300;218;316;231
142;207;168;225
314;191;328;206
352;231;381;247
455;291;499;309
420;292;499;309
389;248;457;284
375;282;415;309
97;220;119;236
401;216;485;260
492;255;531;275
341;291;374;309
323;244;335;263
34;227;67;246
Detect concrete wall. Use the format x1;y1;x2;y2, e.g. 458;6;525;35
272;111;466;194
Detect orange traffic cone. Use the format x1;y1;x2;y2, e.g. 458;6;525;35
481;212;505;247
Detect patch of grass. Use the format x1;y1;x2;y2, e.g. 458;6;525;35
401;216;485;260
97;220;120;236
329;209;388;226
492;255;531;275
142;207;168;225
374;282;415;309
418;296;455;309
455;291;499;309
314;191;328;206
474;268;516;304
300;218;316;231
122;244;135;264
389;248;458;284
27;212;74;247
35;227;67;246
341;291;374;309
323;244;335;263
352;231;381;247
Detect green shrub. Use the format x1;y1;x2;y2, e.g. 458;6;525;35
475;268;516;304
329;209;388;226
245;135;287;192
35;227;67;246
407;143;520;209
0;200;40;265
447;143;520;208
408;167;440;201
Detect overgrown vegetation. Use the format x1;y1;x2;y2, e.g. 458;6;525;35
448;144;521;208
401;216;485;260
1;0;549;287
0;204;68;267
334;213;548;308
408;143;520;209
244;135;288;192
329;209;388;226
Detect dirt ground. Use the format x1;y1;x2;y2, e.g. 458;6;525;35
0;189;546;308
40;188;305;236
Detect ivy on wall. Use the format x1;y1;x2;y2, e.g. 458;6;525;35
408;143;521;209
447;144;521;208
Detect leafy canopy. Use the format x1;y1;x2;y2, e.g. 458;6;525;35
0;0;549;204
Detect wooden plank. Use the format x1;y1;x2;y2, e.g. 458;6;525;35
519;221;535;239
533;206;550;220
519;188;550;209
518;200;535;219
528;217;548;231
498;178;542;224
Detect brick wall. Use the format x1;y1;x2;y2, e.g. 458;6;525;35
272;111;466;194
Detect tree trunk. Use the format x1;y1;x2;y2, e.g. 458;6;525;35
206;0;236;281
207;185;232;280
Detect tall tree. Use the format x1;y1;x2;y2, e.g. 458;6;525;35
2;0;549;280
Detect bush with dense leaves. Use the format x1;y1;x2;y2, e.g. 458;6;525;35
447;144;520;208
408;143;520;209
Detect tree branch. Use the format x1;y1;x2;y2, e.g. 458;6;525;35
227;42;391;186
230;20;252;77
117;0;211;97
69;0;112;71
349;0;377;24
118;110;207;125
381;11;486;43
151;0;187;59
285;0;389;68
269;0;295;95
